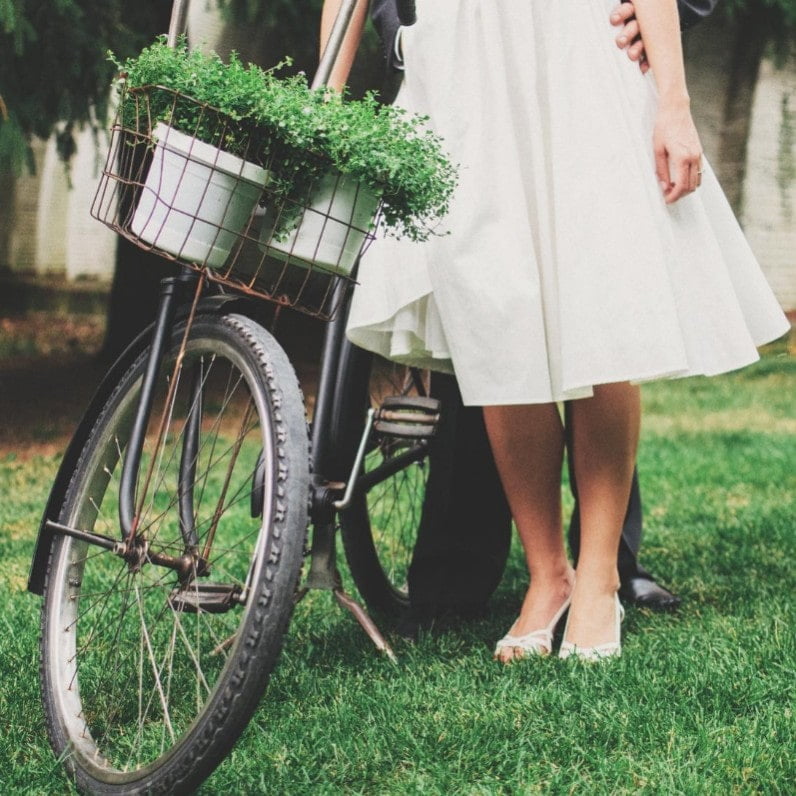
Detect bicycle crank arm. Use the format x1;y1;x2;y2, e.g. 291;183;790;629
168;582;243;613
355;442;428;495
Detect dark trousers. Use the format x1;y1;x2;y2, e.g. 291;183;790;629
408;374;645;616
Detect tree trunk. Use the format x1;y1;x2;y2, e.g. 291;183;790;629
0;171;14;269
716;10;769;216
98;242;180;363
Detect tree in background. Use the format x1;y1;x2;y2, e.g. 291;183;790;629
0;0;373;175
0;0;168;174
714;0;796;210
0;0;791;358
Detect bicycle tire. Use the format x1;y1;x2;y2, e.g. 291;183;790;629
338;352;432;618
40;313;309;794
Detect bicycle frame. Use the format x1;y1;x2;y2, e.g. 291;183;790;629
29;0;428;658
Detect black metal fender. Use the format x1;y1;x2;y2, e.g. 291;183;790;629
27;294;264;596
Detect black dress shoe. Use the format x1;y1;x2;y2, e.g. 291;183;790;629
619;575;681;611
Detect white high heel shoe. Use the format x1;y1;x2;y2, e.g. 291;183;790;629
559;592;624;662
494;596;572;660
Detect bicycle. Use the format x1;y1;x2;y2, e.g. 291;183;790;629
26;0;437;792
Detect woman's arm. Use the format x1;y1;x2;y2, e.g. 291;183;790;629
631;0;703;203
612;0;721;73
320;0;369;91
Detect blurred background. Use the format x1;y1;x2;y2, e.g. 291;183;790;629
0;0;794;451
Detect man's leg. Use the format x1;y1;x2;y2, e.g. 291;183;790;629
406;374;512;624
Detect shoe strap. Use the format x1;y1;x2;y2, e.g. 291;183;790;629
494;629;552;654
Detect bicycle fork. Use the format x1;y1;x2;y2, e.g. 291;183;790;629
45;268;208;581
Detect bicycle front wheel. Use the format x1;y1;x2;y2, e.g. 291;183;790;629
40;313;309;794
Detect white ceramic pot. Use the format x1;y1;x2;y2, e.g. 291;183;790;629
260;172;380;276
131;122;268;269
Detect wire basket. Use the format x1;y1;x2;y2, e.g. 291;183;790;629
91;86;381;320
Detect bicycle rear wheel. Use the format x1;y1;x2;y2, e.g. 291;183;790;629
40;313;309;794
338;353;432;618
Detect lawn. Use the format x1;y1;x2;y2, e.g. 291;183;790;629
0;344;793;794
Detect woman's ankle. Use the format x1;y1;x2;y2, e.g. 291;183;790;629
528;561;575;587
572;564;619;596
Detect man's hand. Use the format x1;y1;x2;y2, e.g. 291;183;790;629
611;2;650;74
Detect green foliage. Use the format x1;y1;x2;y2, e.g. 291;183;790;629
0;0;166;174
218;0;323;31
116;37;457;241
724;0;796;26
722;0;796;56
1;351;794;794
112;38;308;162
309;91;458;240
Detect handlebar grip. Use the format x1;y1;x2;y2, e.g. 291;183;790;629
397;0;417;26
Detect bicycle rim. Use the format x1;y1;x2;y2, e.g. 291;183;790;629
40;314;309;792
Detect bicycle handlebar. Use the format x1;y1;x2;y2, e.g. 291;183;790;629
397;0;417;26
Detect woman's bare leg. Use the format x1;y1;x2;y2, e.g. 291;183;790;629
483;403;575;661
565;382;641;648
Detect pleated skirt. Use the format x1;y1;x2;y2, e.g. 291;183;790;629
347;0;790;405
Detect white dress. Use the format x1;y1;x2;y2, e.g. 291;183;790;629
346;0;790;406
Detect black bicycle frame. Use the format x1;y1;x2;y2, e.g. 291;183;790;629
28;0;417;657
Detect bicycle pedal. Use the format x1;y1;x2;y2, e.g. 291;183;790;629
373;396;441;439
168;582;241;613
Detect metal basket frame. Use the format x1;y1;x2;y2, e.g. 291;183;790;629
91;85;381;321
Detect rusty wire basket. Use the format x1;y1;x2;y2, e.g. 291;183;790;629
91;86;381;320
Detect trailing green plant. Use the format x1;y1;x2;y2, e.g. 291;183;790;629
113;36;457;242
303;91;458;241
112;37;308;164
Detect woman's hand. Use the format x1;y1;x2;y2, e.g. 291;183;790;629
653;97;703;204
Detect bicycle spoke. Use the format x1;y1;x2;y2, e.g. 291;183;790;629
42;315;308;786
135;582;176;743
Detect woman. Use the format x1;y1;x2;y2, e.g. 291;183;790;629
322;0;789;661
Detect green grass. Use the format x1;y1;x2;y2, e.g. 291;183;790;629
1;351;794;794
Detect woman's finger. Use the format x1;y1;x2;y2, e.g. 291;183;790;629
655;145;672;197
666;156;695;204
627;38;645;62
693;160;704;192
688;162;698;193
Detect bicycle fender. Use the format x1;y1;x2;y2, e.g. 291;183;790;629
27;293;257;595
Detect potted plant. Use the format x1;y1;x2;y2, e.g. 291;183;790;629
113;37;278;269
111;37;457;275
253;89;458;274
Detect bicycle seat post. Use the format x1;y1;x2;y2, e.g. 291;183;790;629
167;0;190;48
311;0;360;90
